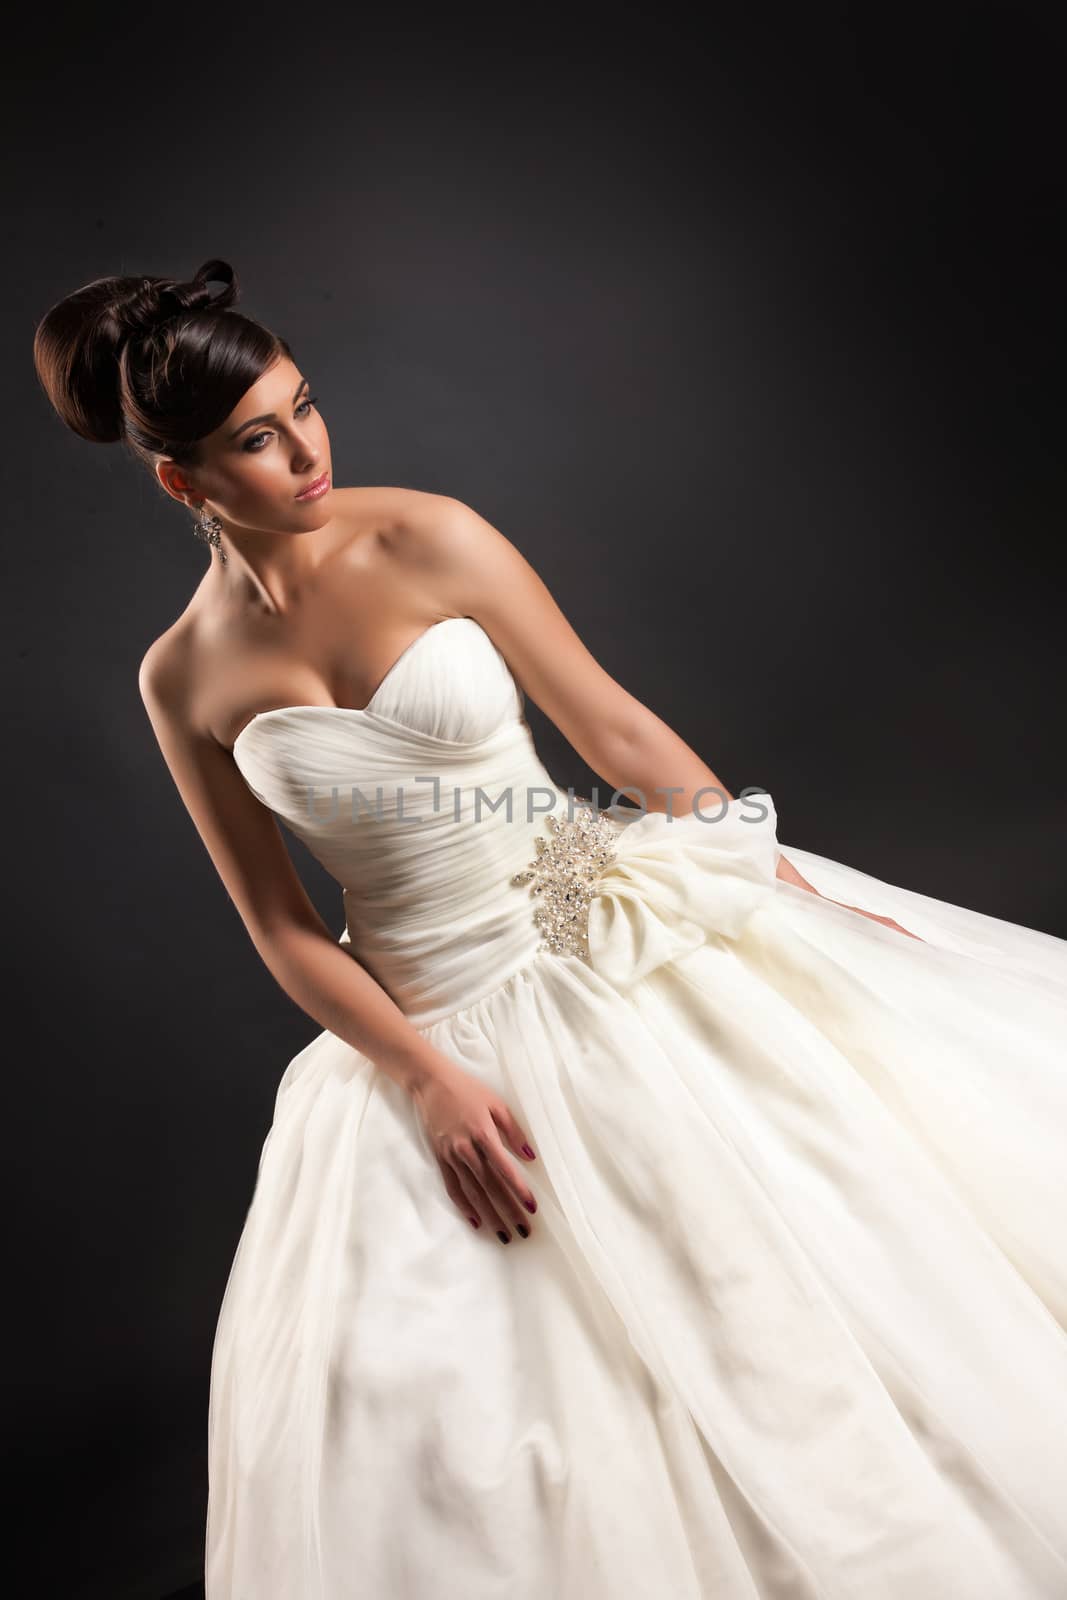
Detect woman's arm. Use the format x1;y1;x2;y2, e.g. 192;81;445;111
394;494;816;863
138;637;449;1097
393;493;921;939
393;493;735;816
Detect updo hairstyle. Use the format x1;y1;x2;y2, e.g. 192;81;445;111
33;257;292;474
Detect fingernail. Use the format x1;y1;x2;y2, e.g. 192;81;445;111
497;1230;510;1244
523;1198;537;1214
469;1216;480;1228
522;1145;536;1159
516;1224;529;1238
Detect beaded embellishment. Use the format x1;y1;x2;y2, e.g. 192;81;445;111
511;800;619;960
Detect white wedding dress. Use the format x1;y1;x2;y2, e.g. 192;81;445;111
206;616;1067;1599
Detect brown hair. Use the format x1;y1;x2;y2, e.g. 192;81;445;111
32;257;292;473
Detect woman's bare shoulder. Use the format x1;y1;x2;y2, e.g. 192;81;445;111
137;603;202;727
344;483;453;514
331;485;478;584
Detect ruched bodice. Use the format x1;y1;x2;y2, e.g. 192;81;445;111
231;616;783;1022
233;618;591;1019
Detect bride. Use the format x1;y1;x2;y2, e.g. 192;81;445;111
34;259;1067;1599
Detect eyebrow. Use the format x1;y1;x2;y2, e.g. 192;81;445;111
228;377;310;440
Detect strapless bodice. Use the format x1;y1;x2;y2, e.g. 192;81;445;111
232;617;781;1024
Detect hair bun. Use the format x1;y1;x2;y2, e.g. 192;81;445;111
32;256;244;446
118;258;237;341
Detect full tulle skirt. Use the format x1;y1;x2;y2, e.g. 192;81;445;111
206;838;1067;1599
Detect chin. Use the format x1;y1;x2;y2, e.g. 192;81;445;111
291;501;333;531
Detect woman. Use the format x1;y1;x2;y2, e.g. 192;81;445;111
34;259;1067;1599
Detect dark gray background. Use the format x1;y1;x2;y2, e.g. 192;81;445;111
5;7;1064;1596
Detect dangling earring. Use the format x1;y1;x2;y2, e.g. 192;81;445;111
192;503;228;564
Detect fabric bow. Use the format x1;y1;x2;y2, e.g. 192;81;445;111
585;792;781;988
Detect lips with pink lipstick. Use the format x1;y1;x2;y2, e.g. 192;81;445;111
295;470;331;501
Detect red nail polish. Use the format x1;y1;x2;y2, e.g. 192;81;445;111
522;1144;536;1159
468;1216;480;1228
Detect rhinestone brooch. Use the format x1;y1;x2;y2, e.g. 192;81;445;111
511;801;619;960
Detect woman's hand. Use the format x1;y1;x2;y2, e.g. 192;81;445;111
828;900;925;941
777;854;924;941
775;853;822;895
411;1054;540;1245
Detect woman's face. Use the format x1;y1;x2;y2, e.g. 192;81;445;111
161;353;334;535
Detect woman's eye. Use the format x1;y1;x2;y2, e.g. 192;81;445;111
244;395;320;452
